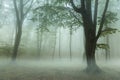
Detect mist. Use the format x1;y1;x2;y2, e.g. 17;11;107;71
0;0;120;80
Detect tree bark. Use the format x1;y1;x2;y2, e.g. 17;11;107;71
84;29;100;72
69;27;72;60
12;24;22;61
82;12;100;72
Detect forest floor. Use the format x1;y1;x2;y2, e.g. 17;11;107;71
0;59;120;80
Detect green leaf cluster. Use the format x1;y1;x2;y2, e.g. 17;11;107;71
100;27;118;37
31;1;81;33
96;43;109;50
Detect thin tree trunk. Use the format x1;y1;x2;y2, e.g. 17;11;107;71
69;27;72;60
37;30;40;57
59;28;61;59
37;30;43;58
105;35;110;60
52;32;57;59
39;31;43;58
37;14;43;58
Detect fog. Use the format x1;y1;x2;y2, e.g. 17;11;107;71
0;0;120;80
0;59;120;80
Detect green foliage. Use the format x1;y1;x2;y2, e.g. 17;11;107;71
98;11;119;37
98;11;118;26
104;11;118;25
31;2;81;33
32;5;71;26
100;27;118;37
97;11;119;50
96;43;109;50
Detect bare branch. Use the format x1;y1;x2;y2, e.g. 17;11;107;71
96;0;110;41
70;0;82;13
24;0;34;18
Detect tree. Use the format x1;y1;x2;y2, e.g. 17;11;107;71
70;0;110;72
12;0;33;61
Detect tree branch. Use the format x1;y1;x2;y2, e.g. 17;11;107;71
96;0;109;41
93;0;98;27
70;0;82;13
24;0;34;18
69;9;82;24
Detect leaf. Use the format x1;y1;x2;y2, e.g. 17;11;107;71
97;11;118;26
100;27;118;37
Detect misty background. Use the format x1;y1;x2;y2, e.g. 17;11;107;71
0;0;120;80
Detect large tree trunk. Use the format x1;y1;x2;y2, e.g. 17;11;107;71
84;26;100;72
80;10;100;72
85;38;97;70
